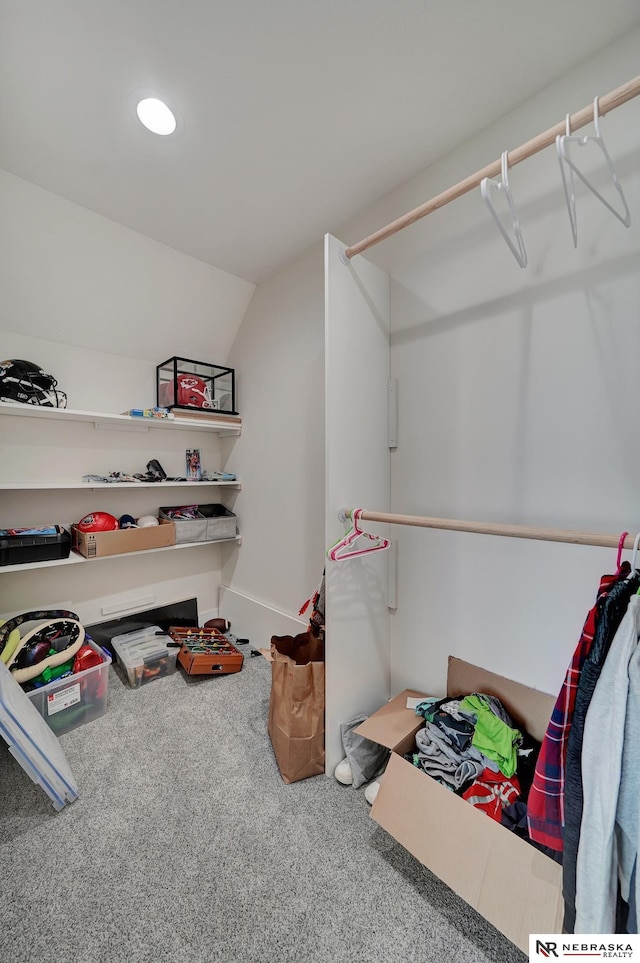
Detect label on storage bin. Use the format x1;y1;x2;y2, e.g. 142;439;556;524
47;683;81;716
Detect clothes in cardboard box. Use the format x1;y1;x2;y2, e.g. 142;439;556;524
406;691;549;856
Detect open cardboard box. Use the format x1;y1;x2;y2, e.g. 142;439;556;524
356;657;562;954
72;518;175;558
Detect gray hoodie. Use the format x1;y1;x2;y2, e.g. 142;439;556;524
575;593;640;933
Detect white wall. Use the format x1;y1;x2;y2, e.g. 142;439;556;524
4;25;640;720
220;243;325;641
217;26;640;725
339;29;640;698
0;172;255;624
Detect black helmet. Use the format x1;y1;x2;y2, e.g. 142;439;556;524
0;359;67;408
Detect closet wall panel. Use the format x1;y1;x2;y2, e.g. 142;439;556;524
324;233;391;771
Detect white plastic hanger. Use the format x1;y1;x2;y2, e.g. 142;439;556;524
480;151;527;268
557;96;631;245
630;532;640;575
326;508;390;562
556;113;578;247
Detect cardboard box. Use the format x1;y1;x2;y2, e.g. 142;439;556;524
72;518;175;558
356;657;561;954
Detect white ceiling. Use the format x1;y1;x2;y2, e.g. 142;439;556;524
2;0;640;284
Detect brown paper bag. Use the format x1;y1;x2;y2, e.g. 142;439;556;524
267;630;325;784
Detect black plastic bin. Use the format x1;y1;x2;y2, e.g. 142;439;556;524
0;526;72;566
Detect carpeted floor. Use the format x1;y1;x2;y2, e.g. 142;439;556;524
0;653;525;963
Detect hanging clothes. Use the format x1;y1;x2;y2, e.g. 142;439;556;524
528;565;629;852
574;593;640;933
616;639;640;924
563;567;640;932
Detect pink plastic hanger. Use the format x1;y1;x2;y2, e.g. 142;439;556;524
327;508;390;562
616;531;629;574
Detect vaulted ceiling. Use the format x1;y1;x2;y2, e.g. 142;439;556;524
2;0;640;283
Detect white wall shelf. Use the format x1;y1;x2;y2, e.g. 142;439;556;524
0;481;242;491
1;398;242;602
0;536;242;574
0;402;242;435
1;552;86;573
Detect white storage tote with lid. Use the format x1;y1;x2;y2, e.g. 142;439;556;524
0;659;78;811
111;625;178;688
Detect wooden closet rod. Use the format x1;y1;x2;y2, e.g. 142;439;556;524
343;508;638;551
344;74;640;260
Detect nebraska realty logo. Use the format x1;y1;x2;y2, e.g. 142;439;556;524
529;936;637;960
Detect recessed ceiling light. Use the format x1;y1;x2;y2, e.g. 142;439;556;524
136;97;177;136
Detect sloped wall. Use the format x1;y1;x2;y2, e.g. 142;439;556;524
0;168;255;367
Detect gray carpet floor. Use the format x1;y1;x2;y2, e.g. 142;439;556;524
0;653;525;963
